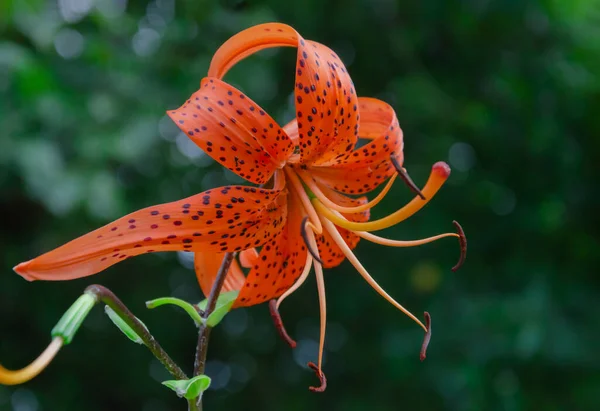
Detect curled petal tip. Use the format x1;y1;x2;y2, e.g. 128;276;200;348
307;362;327;392
432;161;451;178
13;261;36;282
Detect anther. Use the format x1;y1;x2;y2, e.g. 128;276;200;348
301;216;323;265
420;312;432;361
269;300;297;348
391;156;426;200
307;362;327;392
451;221;467;272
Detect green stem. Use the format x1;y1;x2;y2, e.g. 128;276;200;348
192;252;236;410
85;285;188;380
84;285;196;410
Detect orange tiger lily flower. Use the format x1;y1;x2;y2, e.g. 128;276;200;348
13;23;465;390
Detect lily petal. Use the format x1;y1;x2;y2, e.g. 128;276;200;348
293;38;359;165
235;187;308;307
309;98;403;194
14;184;287;281
340;97;403;165
207;22;359;165
195;251;246;297
168;77;294;184
208;23;298;80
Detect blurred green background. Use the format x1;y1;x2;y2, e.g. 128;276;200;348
1;0;599;410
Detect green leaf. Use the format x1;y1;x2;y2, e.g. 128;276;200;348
162;375;211;400
104;305;146;345
197;290;239;327
145;297;203;326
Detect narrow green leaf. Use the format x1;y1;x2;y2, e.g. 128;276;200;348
145;297;203;325
162;375;211;400
104;306;145;345
197;290;239;327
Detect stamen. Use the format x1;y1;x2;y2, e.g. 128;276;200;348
312;162;451;233
301;217;323;265
269;300;297;348
356;231;460;247
297;169;398;213
284;168;323;234
420;312;432;361
307;361;327;392
271;168;286;191
357;223;466;271
270;252;314;347
391;156;426;200
451;221;467;272
276;252;313;310
321;218;427;332
304;226;328;378
0;337;63;385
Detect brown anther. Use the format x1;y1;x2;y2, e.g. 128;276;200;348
301;216;323;265
451;221;467;272
307;362;327;392
391;156;426;200
420;312;432;361
268;300;297;348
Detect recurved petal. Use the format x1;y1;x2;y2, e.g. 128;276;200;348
294;39;359;165
234;187;309;307
14;183;287;282
208;23;298;80
207;23;359;165
168;77;294;185
310;158;396;195
314;188;369;268
308;98;404;194
195;252;246;298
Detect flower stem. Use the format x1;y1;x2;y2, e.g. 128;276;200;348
84;285;188;381
192;252;235;410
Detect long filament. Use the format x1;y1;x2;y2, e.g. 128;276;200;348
312;162;451;233
0;337;63;385
276;252;313;309
284;168;323;234
320;217;427;332
356;231;459;247
305;226;327;371
298;169;398;214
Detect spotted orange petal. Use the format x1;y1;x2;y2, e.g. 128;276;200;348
208;23;298;80
234;187;308;307
208;22;359;165
314;188;370;268
309;98;403;194
168;77;294;184
293;38;359;165
195;251;246;298
14;182;287;282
